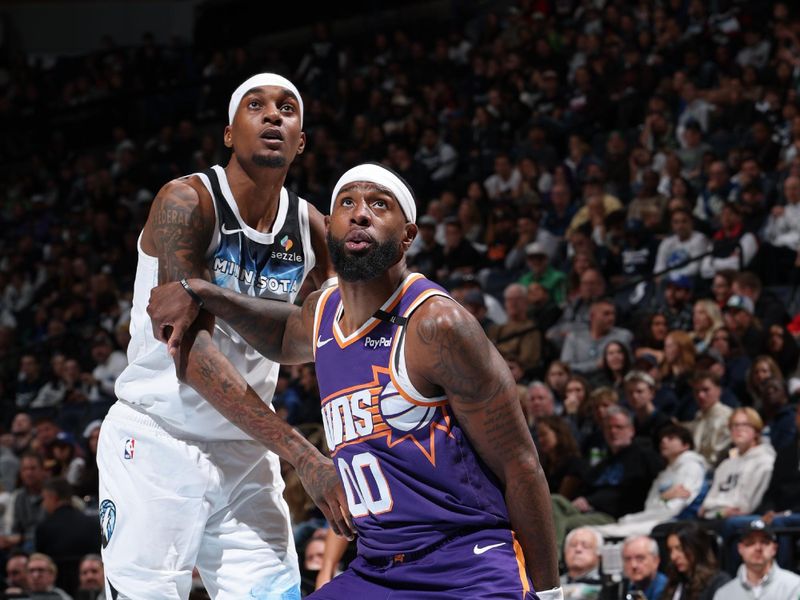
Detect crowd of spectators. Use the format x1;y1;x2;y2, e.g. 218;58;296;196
3;0;800;597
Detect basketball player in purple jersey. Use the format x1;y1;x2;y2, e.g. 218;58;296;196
148;163;562;599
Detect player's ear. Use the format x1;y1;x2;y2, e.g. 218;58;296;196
401;223;417;251
224;125;233;149
296;131;306;157
324;214;331;233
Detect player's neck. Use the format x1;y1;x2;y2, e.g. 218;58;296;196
224;157;287;231
337;262;410;337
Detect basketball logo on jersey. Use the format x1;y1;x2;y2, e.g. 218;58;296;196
99;499;116;548
321;366;450;466
123;438;135;460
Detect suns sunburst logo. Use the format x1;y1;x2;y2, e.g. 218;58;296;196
320;366;451;467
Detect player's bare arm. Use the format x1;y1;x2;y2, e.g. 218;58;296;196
406;296;560;592
144;180;353;538
148;277;317;365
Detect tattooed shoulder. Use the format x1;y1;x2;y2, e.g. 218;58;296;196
410;298;505;405
149;179;213;282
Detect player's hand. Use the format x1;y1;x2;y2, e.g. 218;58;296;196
148;280;202;356
297;453;354;540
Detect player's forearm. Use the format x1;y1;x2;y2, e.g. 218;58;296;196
188;278;310;364
181;330;317;465
505;462;560;591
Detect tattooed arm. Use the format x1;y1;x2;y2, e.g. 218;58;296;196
405;297;559;592
141;178;353;538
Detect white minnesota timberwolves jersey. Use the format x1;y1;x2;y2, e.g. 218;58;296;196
115;165;315;440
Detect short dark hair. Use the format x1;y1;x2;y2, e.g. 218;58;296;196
42;477;73;502
690;369;720;387
657;424;694;449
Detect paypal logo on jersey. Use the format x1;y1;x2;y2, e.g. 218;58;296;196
364;336;392;349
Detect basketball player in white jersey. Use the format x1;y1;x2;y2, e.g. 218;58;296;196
96;73;353;600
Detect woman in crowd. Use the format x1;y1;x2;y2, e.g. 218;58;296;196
745;355;784;408
661;522;731;600
545;360;572;407
659;330;696;403
691;299;723;355
711;326;751;401
563;373;593;447
762;323;800;379
596;340;631;394
535;415;588;501
634;311;669;364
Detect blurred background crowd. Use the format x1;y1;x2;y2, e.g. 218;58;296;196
3;0;800;598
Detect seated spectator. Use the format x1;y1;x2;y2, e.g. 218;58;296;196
579;386;619;464
653;207;710;280
551;407;662;548
593;424;707;539
407;214;444;281
535;415;587;500
712;520;800;600
659;331;697;417
461;290;493;333
560;527;603;600
694;349;740;410
44;433;86;487
437;217;483;283
26;552;72;599
732;271;789;329
683;370;733;466
709;326;751;402
546;268;606;351
76;554;105;600
9;413;34;457
633;311;668;365
721;400;800;571
15;355;45;410
621;535;668;600
710;270;736;310
488;283;543;377
701;203;758;280
504;209;559;273
543;182;577;238
544;360;571;407
562;374;592;449
518;242;566;306
658;274;694;332
415;127;458;192
1;451;47;553
526;282;562;333
690;299;723;355
623;371;672;449
560;298;633;380
35;478;100;595
693;160;735;229
758;377;797;451
87;331;127;403
759;175;800;286
762;323;800;379
483;153;522;201
662;523;731;600
699;408;775;521
722;295;765;360
4;552;29;595
593;340;631;394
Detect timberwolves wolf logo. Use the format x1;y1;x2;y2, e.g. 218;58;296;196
99;499;117;548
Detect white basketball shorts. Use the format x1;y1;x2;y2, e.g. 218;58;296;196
97;401;300;599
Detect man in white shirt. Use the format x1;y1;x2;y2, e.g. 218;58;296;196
654;207;710;279
713;519;800;600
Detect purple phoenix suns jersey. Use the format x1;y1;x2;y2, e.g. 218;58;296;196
313;273;511;561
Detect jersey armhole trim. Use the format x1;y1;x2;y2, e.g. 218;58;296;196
312;286;337;360
388;289;450;406
297;196;316;286
192;170;221;257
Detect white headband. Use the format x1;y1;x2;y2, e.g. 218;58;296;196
331;164;417;223
228;73;304;127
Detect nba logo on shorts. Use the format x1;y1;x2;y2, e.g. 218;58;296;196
124;438;135;460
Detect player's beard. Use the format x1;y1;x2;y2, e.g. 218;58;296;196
251;153;286;168
327;231;402;282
